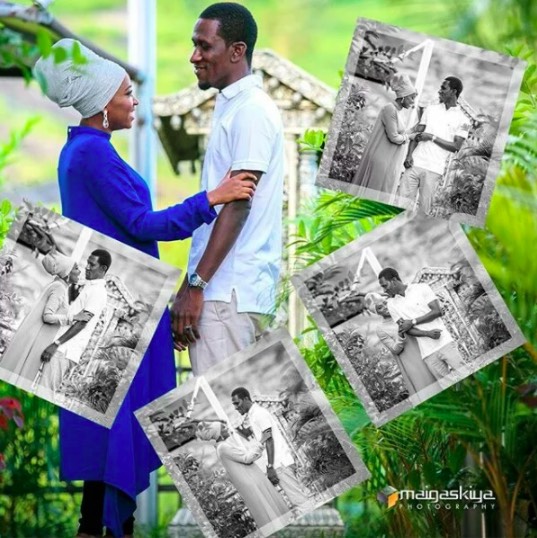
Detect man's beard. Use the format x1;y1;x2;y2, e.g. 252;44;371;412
198;80;211;90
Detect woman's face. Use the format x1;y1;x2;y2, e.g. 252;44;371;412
401;93;416;109
375;301;391;319
106;75;139;131
68;263;81;284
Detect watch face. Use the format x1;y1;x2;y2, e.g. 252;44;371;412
188;273;206;288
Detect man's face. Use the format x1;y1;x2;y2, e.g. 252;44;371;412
379;276;397;298
190;18;234;91
438;80;455;103
85;255;105;281
231;395;248;415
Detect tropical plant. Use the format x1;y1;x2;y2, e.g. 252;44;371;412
0;397;23;472
0;385;79;538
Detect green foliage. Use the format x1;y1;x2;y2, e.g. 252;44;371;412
293;191;401;265
0;386;78;538
0;199;13;244
297;128;325;152
0;117;40;185
0;28;39;82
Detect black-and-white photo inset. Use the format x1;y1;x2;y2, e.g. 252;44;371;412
317;18;525;227
292;213;525;426
0;202;180;427
136;328;369;538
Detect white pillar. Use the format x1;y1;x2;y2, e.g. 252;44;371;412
128;0;158;529
128;0;157;199
285;134;300;337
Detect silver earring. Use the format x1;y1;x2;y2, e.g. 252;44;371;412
102;109;109;129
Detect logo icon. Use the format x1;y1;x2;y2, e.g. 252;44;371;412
377;486;399;509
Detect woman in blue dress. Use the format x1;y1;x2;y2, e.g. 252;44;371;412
34;39;256;538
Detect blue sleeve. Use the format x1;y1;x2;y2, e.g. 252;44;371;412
78;139;217;241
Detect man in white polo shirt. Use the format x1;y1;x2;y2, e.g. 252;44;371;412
172;3;284;374
400;76;470;214
378;267;466;387
231;387;308;508
40;249;110;391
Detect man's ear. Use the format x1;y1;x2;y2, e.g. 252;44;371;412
230;41;247;63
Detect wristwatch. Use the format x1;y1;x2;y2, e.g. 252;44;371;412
411;318;418;326
267;464;274;469
53;339;62;347
432;135;437;143
188;272;208;290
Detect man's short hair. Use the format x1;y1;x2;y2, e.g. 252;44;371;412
91;249;112;272
445;76;463;98
231;387;251;401
378;267;401;282
199;3;258;65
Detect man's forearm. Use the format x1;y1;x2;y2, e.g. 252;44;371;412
265;435;275;466
195;169;262;281
406;139;419;160
413;307;442;325
407;327;433;337
432;136;462;152
56;319;88;344
195;200;251;281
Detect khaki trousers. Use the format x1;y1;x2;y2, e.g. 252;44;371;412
424;341;466;388
276;464;309;508
41;350;72;392
400;165;442;214
189;291;269;376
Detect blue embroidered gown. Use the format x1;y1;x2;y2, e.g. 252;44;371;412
57;126;216;537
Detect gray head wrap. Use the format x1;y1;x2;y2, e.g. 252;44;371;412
33;38;126;118
196;421;223;442
390;73;416;99
364;292;386;315
42;251;76;278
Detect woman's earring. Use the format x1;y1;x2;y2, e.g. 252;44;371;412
102;109;109;129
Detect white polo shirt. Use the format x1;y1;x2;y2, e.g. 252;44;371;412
187;74;284;314
413;103;470;175
387;283;453;360
54;278;108;363
247;403;295;469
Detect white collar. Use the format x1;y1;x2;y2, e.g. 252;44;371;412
219;74;262;101
83;278;106;288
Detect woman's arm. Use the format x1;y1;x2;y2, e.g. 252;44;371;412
377;327;406;355
42;286;70;325
218;440;263;464
380;105;408;145
81;140;255;242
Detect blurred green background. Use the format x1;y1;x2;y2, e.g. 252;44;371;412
1;0;536;537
